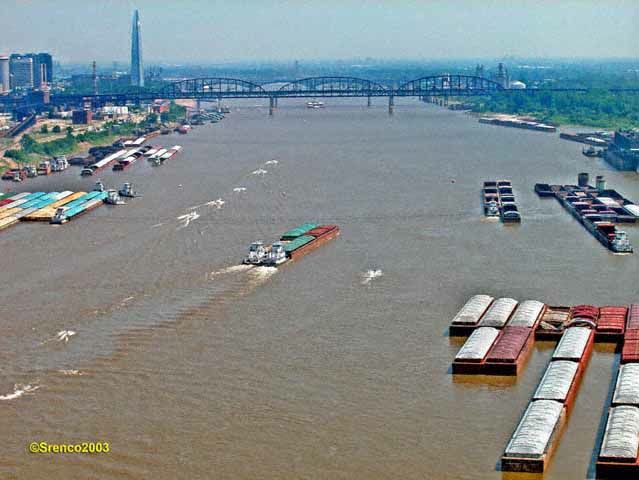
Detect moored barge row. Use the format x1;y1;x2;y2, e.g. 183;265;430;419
450;295;639;476
0;188;133;232
596;313;639;478
535;173;637;253
501;324;594;473
451;297;545;375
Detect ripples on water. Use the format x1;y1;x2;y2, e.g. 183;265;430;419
1;99;638;479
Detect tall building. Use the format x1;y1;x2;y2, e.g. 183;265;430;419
130;9;144;87
9;53;53;89
0;56;9;93
9;56;34;90
33;53;53;87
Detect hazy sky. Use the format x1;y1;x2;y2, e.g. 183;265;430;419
2;0;638;63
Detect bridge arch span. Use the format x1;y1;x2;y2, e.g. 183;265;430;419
397;75;504;96
161;77;267;98
277;76;389;97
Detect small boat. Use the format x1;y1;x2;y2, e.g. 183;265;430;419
582;145;603;157
118;183;138;198
611;230;633;253
306;101;325;109
105;189;125;205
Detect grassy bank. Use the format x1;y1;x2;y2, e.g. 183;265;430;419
464;90;639;130
4;121;138;164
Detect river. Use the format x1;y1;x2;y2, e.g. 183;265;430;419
1;98;637;479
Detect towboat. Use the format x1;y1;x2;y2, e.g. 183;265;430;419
119;183;138;198
243;241;266;265
105;190;125;205
582;145;603;157
242;224;340;267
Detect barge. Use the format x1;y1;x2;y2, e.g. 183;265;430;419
51;191;108;224
449;294;494;336
482;182;500;217
482;180;521;222
24;191;86;221
479;116;556;132
81;149;128;176
596;359;639;478
452;298;545;375
501;325;594;473
242;223;340;267
535;174;636;253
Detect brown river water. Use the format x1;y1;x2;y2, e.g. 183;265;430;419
0;98;637;479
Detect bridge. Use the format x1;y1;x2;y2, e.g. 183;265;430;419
0;73;632;115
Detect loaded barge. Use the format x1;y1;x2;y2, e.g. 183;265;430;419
535;173;636;253
243;223;340;267
451;296;545;375
596;305;639;478
482;180;520;222
449;295;639;475
501;325;594;473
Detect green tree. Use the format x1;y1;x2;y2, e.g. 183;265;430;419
52;125;61;133
40;124;49;134
66;126;74;136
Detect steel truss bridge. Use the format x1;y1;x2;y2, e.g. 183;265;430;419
1;74;636;113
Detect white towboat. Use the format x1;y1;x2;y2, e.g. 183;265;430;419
119;182;138;198
242;241;288;266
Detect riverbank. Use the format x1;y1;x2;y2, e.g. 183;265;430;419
461;90;639;131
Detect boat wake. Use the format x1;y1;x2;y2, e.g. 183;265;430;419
56;330;76;343
264;160;279;166
210;264;254;277
206;198;225;209
251;168;268;176
58;369;82;376
0;384;40;401
177;211;200;229
361;269;383;285
233;187;247;193
247;266;278;284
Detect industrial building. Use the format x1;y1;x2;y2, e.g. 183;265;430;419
604;130;639;171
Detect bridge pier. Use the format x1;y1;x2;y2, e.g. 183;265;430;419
196;98;201;112
388;95;394;115
367;95;371;107
269;97;275;116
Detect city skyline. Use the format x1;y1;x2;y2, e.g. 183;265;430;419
1;1;638;63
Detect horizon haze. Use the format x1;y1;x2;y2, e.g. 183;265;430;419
1;0;638;63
